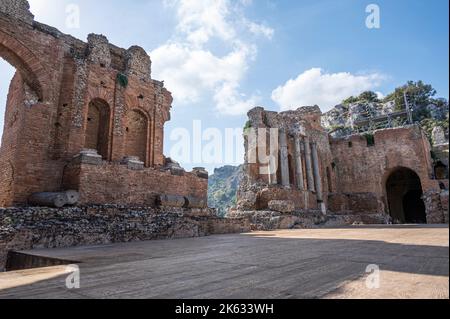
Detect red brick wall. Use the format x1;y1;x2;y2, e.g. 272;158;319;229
84;99;110;159
125;109;148;163
0;73;23;206
329;126;441;215
63;162;208;206
0;11;179;206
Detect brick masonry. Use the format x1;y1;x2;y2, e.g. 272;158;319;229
238;106;448;225
0;0;204;207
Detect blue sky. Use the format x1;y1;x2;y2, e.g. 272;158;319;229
0;0;448;173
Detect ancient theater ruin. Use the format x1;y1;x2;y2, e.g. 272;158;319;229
234;105;449;227
0;0;448;273
0;1;256;272
0;0;208;208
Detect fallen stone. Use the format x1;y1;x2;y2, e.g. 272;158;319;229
268;200;295;213
156;195;186;208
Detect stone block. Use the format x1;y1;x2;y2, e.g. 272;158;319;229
236;191;257;210
121;156;144;170
184;196;207;209
268;200;295;213
156;194;186;208
72;149;102;166
192;167;209;180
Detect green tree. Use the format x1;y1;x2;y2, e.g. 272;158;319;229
383;81;437;111
359;91;380;103
342;91;379;105
342;96;359;105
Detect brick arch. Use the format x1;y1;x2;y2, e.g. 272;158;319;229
84;98;112;160
383;166;426;224
0;29;50;101
381;166;425;194
124;108;151;165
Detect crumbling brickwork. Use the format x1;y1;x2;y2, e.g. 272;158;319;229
238;106;334;214
0;0;206;207
237;106;448;225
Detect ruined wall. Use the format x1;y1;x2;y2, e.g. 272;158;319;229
62;161;208;206
0;73;24;205
329;126;445;221
238;106;334;213
0;1;198;207
0;206;251;271
330;126;436;194
237;106;447;224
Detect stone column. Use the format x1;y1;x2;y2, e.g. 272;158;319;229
268;154;278;185
304;138;315;192
294;136;305;190
311;142;323;202
279;130;290;187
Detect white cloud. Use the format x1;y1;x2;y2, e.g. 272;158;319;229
271;68;386;112
151;0;273;116
246;21;274;39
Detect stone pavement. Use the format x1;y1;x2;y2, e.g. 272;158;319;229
0;225;448;299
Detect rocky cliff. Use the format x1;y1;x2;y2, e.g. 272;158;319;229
208;165;244;217
322;96;449;146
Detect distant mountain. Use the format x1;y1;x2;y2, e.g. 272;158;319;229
208;165;244;217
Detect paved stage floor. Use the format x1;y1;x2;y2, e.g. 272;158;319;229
0;225;448;299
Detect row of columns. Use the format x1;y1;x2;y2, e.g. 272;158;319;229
277;131;323;203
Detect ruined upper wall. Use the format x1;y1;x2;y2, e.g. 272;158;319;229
0;0;153;80
247;106;324;135
0;0;34;24
330;125;437;194
0;0;177;206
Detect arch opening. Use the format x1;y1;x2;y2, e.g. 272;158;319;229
0;57;16;146
125;109;148;163
0;39;44;101
84;99;111;160
386;167;427;224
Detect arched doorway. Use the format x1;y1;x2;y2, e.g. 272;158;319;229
85;99;111;159
386;167;427;224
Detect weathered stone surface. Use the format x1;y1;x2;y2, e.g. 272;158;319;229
87;34;111;68
121;156;145;171
28;191;79;208
432;126;447;146
441;191;449;223
164;158;185;176
227;210;387;232
0;0;34;24
236;191;257;210
0;205;251;271
126;46;152;81
72;149;103;166
184;196;207;209
192;167;209;180
156;195;186;208
328;193;383;214
268;200;295;213
423;190;449;224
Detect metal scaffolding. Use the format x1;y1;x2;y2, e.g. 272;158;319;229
338;93;416;136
